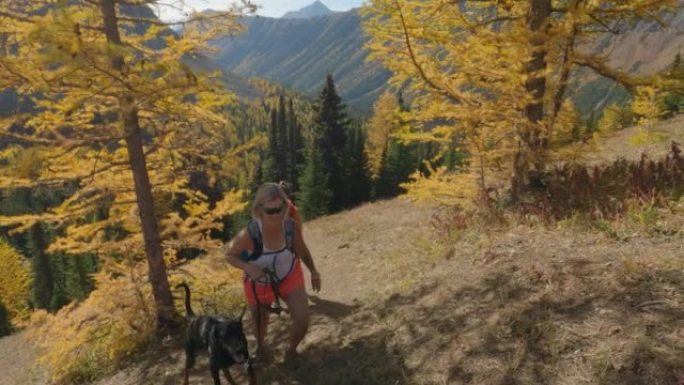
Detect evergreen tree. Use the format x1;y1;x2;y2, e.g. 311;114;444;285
0;301;11;337
314;74;348;211
375;140;416;199
585;110;599;135
26;223;53;310
661;53;684;117
297;146;332;220
262;108;279;183
64;255;97;302
443;136;468;172
288;99;305;191
277;95;289;181
343;123;372;207
49;255;69;311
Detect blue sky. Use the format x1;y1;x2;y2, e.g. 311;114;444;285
156;0;365;21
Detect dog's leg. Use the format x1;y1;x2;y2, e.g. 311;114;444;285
221;367;238;385
246;363;257;385
183;340;196;385
210;363;222;385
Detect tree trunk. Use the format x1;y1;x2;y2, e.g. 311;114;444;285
99;0;176;328
512;0;552;202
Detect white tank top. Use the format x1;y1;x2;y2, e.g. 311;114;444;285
250;219;296;284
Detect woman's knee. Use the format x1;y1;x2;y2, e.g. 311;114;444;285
285;290;309;324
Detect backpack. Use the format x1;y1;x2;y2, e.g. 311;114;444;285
242;218;295;262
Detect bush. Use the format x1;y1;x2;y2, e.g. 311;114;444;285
527;142;684;220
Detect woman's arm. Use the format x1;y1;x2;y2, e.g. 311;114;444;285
294;220;321;292
224;229;264;280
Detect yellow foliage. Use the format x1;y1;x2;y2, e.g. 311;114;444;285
0;1;255;260
366;91;403;177
26;253;245;383
362;0;674;196
169;251;245;316
403;166;481;209
631;86;666;127
27;260;157;383
0;239;32;325
598;103;633;134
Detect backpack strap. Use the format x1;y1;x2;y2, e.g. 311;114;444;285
284;218;295;254
245;218;295;261
246;219;263;261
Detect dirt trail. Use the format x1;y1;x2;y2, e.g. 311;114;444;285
0;331;48;385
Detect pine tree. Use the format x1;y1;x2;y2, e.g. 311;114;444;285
375;139;415;199
287;99;305;191
0;301;11;337
64;255;97;302
314;74;348;211
276;94;289;181
27;223;53;310
49;254;69;312
343;123;372;207
262;108;280;183
660;54;684;117
297;146;332;219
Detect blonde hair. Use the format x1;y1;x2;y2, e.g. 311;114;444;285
251;182;288;219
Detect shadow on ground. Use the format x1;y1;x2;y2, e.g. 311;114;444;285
368;257;684;385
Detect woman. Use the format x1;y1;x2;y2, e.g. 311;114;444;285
225;183;321;364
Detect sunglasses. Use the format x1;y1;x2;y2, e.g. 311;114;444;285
261;202;285;215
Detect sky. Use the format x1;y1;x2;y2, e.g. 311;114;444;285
155;0;365;21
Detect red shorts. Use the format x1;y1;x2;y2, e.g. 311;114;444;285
244;259;305;305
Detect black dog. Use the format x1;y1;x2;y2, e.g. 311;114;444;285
177;283;256;385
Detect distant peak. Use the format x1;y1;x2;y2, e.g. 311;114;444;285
282;1;334;19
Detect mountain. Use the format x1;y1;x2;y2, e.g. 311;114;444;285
572;9;684;114
210;10;390;112
211;7;684;115
282;1;335;19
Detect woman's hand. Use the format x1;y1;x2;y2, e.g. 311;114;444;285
310;270;322;292
244;263;265;280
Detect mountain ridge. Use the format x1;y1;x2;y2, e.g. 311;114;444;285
211;7;684;113
282;1;336;19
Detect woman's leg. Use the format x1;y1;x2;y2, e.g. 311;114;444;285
282;287;309;355
250;304;270;355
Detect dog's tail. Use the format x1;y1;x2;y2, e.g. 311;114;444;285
176;282;195;318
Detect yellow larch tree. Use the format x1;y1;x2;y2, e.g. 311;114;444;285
363;0;675;203
366;90;402;178
0;239;32;324
0;0;255;327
